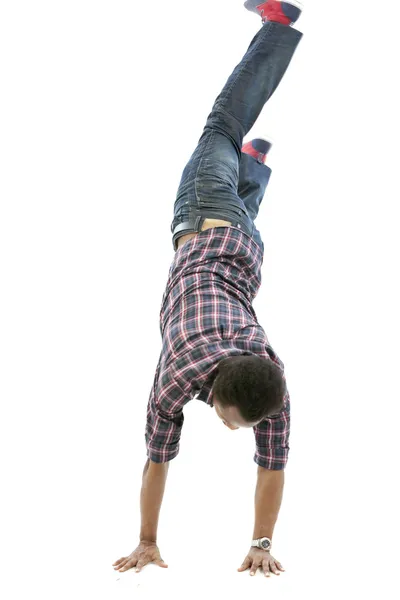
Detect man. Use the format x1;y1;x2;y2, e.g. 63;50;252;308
113;0;304;578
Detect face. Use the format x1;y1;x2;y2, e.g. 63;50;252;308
213;398;260;430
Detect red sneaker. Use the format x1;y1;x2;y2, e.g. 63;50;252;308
244;0;303;26
241;138;273;164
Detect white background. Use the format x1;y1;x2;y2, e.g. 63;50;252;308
1;1;399;598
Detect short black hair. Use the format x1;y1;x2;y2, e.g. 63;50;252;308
211;354;286;423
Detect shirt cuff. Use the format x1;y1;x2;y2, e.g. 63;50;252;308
254;446;289;470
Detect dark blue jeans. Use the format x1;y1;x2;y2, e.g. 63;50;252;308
171;21;303;252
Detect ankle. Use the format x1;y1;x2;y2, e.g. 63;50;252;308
261;10;292;26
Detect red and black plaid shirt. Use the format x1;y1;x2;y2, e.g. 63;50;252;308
145;226;290;470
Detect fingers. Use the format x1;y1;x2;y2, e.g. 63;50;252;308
121;560;137;572
237;557;251;572
250;562;276;577
269;561;281;576
113;558;129;571
262;561;272;577
113;552;167;573
242;559;284;577
250;564;261;576
114;558;138;572
155;560;169;568
262;558;284;577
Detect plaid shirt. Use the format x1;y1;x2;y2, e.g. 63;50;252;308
145;226;290;470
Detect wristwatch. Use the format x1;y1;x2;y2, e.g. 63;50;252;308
251;537;272;551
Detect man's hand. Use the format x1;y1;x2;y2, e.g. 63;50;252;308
112;541;168;573
237;547;285;577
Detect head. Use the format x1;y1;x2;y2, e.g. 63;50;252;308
211;354;286;430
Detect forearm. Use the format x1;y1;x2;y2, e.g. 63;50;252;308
139;458;170;543
253;467;285;541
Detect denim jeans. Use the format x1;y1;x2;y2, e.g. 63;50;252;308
171;21;303;252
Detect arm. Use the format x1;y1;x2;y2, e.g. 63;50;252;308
139;458;170;543
252;375;290;540
141;363;187;542
252;467;285;541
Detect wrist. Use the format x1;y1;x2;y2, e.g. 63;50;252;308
139;538;157;545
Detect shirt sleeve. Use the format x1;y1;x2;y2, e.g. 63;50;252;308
145;362;187;464
253;380;291;470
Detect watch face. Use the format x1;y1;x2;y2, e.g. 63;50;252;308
261;539;270;549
